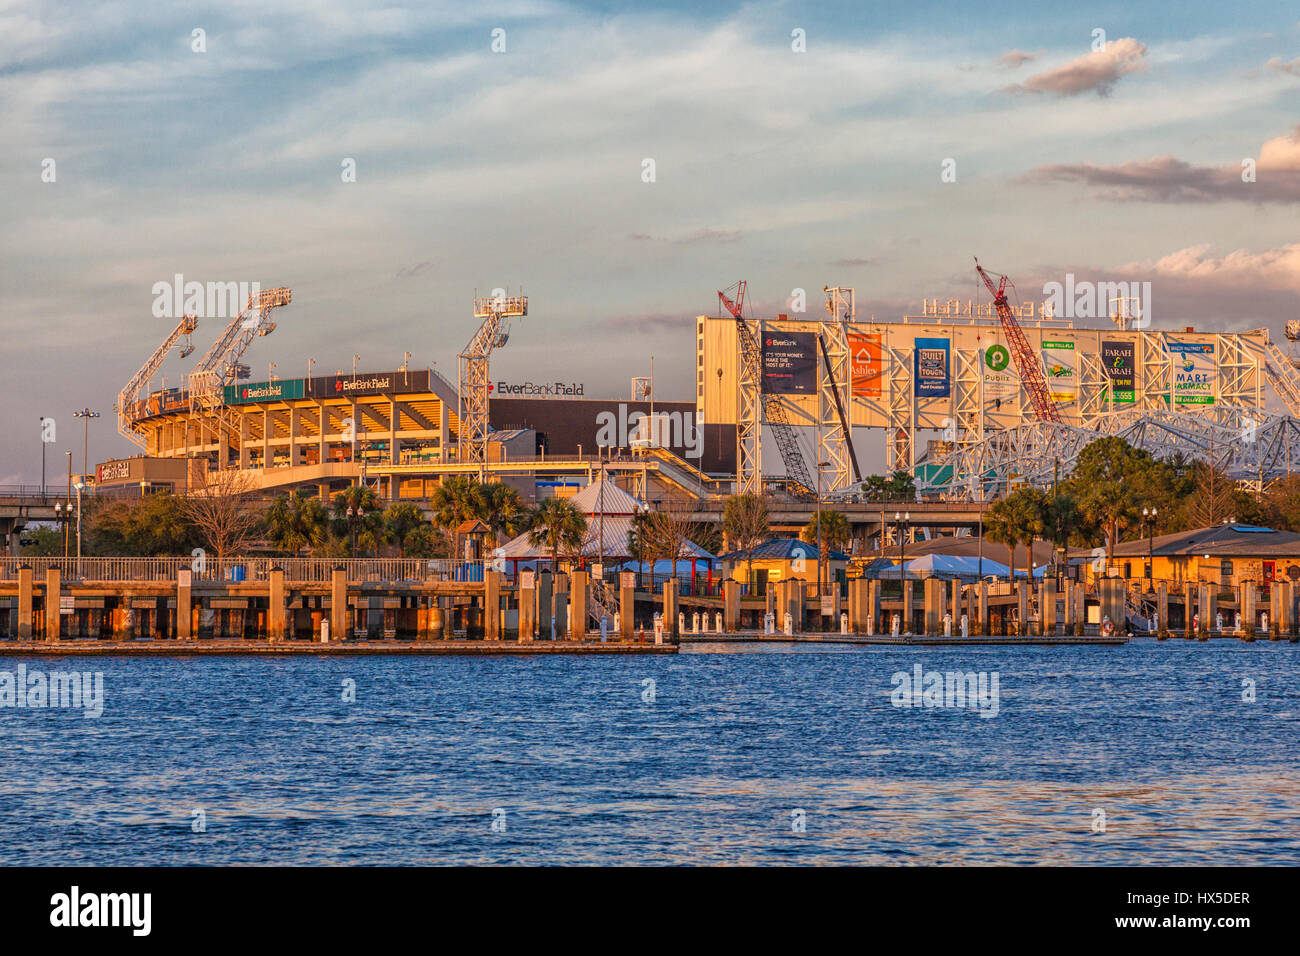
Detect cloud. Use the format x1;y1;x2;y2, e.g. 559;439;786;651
1021;125;1300;202
1266;56;1300;77
1003;38;1147;96
833;256;875;267
997;49;1043;69
396;260;435;279
1121;243;1300;290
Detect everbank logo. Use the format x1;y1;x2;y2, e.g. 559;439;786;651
335;376;392;393
490;381;585;397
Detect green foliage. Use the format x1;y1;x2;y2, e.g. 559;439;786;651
84;492;203;556
382;501;427;556
984;487;1047;580
527;497;587;571
800;509;851;554
331;485;384;557
265;489;328;554
861;470;916;502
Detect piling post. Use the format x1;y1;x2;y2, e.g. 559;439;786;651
17;565;32;640
902;579;914;634
268;566;286;642
724;579;740;633
177;570;192;640
619;571;635;641
485;570;502;641
664;579;679;638
568;570;586;641
1198;583;1211;638
923;578;942;636
1157;581;1169;636
867;580;880;636
1241;583;1256;638
976;580;988;636
518;572;536;643
45;567;61;642
1015;581;1028;636
847;578;866;634
330;566;347;643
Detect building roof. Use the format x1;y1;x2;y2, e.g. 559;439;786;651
866;535;1054;568
717;537;849;562
1102;524;1300;558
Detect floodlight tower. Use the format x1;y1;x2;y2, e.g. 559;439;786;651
117;313;198;450
459;291;528;477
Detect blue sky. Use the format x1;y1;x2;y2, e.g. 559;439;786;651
1;0;1298;480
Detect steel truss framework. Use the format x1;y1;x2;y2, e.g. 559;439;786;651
932;405;1300;501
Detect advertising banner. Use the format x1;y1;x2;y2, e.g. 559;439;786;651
1168;341;1215;405
306;369;431;398
1040;339;1077;404
762;329;817;395
847;332;883;398
223;378;305;405
1101;340;1136;404
914;337;950;398
980;342;1018;400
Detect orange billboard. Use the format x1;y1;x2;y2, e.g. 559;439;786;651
848;332;883;397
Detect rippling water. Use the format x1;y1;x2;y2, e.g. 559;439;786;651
2;640;1298;865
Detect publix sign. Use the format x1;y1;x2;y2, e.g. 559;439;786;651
490;381;585;397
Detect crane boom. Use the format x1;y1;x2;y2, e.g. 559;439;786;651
459;293;528;474
116;313;198;450
188;287;292;410
974;258;1061;424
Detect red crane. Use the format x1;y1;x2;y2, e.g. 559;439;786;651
974;257;1062;424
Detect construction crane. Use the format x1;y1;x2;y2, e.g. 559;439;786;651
719;281;816;498
974;258;1062;424
459;291;528;475
188;287;293;411
116;313;198;450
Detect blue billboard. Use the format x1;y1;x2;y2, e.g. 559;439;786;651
914;337;950;398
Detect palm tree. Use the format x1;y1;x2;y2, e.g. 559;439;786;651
984;487;1046;581
476;482;529;547
801;509;851;553
266;489;328;554
383;501;427;556
528;498;587;573
332;485;383;557
429;475;482;529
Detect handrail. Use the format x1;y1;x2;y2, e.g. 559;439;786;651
0;556;486;584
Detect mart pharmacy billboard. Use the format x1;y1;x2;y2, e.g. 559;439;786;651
1169;341;1216;405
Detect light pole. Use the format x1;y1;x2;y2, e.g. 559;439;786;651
39;417;47;498
307;358;316;395
73;408;99;486
1142;506;1158;586
269;362;277;382
895;509;910;625
64;451;72;560
74;479;84;576
352;354;360;378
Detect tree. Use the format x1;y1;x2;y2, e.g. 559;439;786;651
405;523;453;559
429;475;482;529
528;498;587;572
475;482;529;547
183;469;262;569
383;502;427;556
722;493;769;587
984;487;1047;581
860;470;916;502
18;527;63;556
1068;437;1162;568
638;496;707;587
265;489;328;554
1043;492;1081;569
628;509;656;588
331;485;383;557
800;509;851;554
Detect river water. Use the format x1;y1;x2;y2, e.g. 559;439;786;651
2;640;1297;865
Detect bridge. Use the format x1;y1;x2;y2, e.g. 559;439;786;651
0;486;67;554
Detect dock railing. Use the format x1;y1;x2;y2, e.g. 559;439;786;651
0;556;486;584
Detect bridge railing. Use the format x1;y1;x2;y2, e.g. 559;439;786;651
0;485;74;500
0;556;486;584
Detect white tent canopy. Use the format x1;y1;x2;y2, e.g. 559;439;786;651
901;553;1011;579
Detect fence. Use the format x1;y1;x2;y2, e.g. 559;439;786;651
0;556;486;584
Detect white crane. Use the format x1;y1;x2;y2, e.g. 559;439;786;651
458;291;527;476
188;287;292;411
116;314;198;450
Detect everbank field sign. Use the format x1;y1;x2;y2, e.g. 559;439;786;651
490;381;585;397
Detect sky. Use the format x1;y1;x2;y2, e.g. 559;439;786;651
1;0;1298;482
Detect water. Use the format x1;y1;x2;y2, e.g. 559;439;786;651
2;640;1298;865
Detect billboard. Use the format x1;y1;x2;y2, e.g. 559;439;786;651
1041;339;1077;404
1101;340;1135;404
914;337;950;398
1169;341;1215;405
762;329;817;395
223;379;305;405
981;342;1018;401
306;369;431;399
847;332;883;398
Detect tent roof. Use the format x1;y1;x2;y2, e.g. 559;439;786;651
567;478;645;516
496;514;715;561
718;537;849;562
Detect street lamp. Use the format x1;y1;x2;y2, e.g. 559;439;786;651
895;510;910;627
54;501;72;560
1142;506;1158;586
73;407;100;486
352;354;360;377
73;479;84;576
